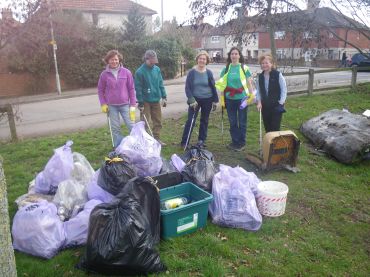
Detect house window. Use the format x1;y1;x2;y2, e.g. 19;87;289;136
276;50;285;59
211;36;220;43
328;50;334;60
328;32;334;39
274;31;285;40
303;31;313;39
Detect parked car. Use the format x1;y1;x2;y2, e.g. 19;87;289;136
350;53;370;71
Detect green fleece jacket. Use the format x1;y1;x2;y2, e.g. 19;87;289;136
134;63;167;104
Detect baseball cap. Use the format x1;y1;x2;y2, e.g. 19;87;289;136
144;50;158;63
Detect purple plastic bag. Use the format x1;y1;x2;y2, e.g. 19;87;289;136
63;199;103;247
12;200;66;259
87;169;115;203
210;164;262;231
116;121;162;177
170;154;186;172
35;141;74;195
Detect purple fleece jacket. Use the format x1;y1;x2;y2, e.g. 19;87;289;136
97;66;136;106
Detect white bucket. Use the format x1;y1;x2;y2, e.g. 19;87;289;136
256;181;289;217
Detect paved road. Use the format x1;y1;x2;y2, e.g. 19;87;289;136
1;64;369;141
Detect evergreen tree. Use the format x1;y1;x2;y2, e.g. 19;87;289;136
121;5;147;42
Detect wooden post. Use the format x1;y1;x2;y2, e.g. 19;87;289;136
0;104;18;142
308;68;314;95
351;65;358;90
0;156;17;277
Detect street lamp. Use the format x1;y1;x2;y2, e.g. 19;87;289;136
47;0;61;95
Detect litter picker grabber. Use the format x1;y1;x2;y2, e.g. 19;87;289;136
184;106;200;151
221;106;224;145
107;112;114;148
142;112;154;137
259;108;262;156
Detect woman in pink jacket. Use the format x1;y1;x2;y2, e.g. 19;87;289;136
98;50;136;148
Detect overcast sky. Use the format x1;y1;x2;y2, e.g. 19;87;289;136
137;0;194;25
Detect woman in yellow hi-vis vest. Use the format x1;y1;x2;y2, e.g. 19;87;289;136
216;47;256;151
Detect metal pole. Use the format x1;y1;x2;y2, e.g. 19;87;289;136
161;0;164;29
48;1;61;95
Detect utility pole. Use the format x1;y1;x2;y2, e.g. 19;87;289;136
47;1;61;95
161;0;163;29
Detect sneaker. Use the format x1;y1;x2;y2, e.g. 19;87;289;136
227;143;238;150
234;144;245;152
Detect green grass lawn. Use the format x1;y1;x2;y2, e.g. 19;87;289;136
1;85;370;277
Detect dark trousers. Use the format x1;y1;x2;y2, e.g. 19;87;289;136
262;106;282;133
225;98;248;147
181;97;213;144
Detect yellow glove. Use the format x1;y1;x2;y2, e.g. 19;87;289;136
101;104;108;113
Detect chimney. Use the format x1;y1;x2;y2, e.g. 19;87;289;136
196;16;204;26
1;8;13;21
307;0;320;11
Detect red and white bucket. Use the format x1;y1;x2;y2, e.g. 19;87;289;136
256;181;289;217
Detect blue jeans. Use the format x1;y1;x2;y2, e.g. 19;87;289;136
181;97;213;145
226;98;248;146
108;104;133;148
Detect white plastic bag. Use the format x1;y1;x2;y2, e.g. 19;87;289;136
63;199;102;247
12;200;65;259
35;141;74;194
116;121;162;176
210;164;262;231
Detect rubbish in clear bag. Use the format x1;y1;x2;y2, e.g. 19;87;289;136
87;169;116;203
210;164;262;231
63;199;103;248
171;154;186;172
116;121;162;177
181;146;218;192
97;152;136;196
53;179;88;221
77;177;166;275
35;141;74;195
71;152;95;186
12;200;66;259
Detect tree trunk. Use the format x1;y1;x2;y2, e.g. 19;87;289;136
266;0;277;59
0;156;17;277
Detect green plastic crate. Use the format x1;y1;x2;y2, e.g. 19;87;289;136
159;182;213;239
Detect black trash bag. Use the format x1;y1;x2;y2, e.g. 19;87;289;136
181;146;218;192
98;152;136;195
181;145;214;163
159;157;177;174
77;177;165;276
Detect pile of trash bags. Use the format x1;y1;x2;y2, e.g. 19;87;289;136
11;121;267;273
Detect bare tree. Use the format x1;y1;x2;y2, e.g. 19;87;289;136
0;0;50;51
189;0;304;59
326;0;370;57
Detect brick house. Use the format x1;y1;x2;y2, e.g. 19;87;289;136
201;5;369;62
54;0;156;34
